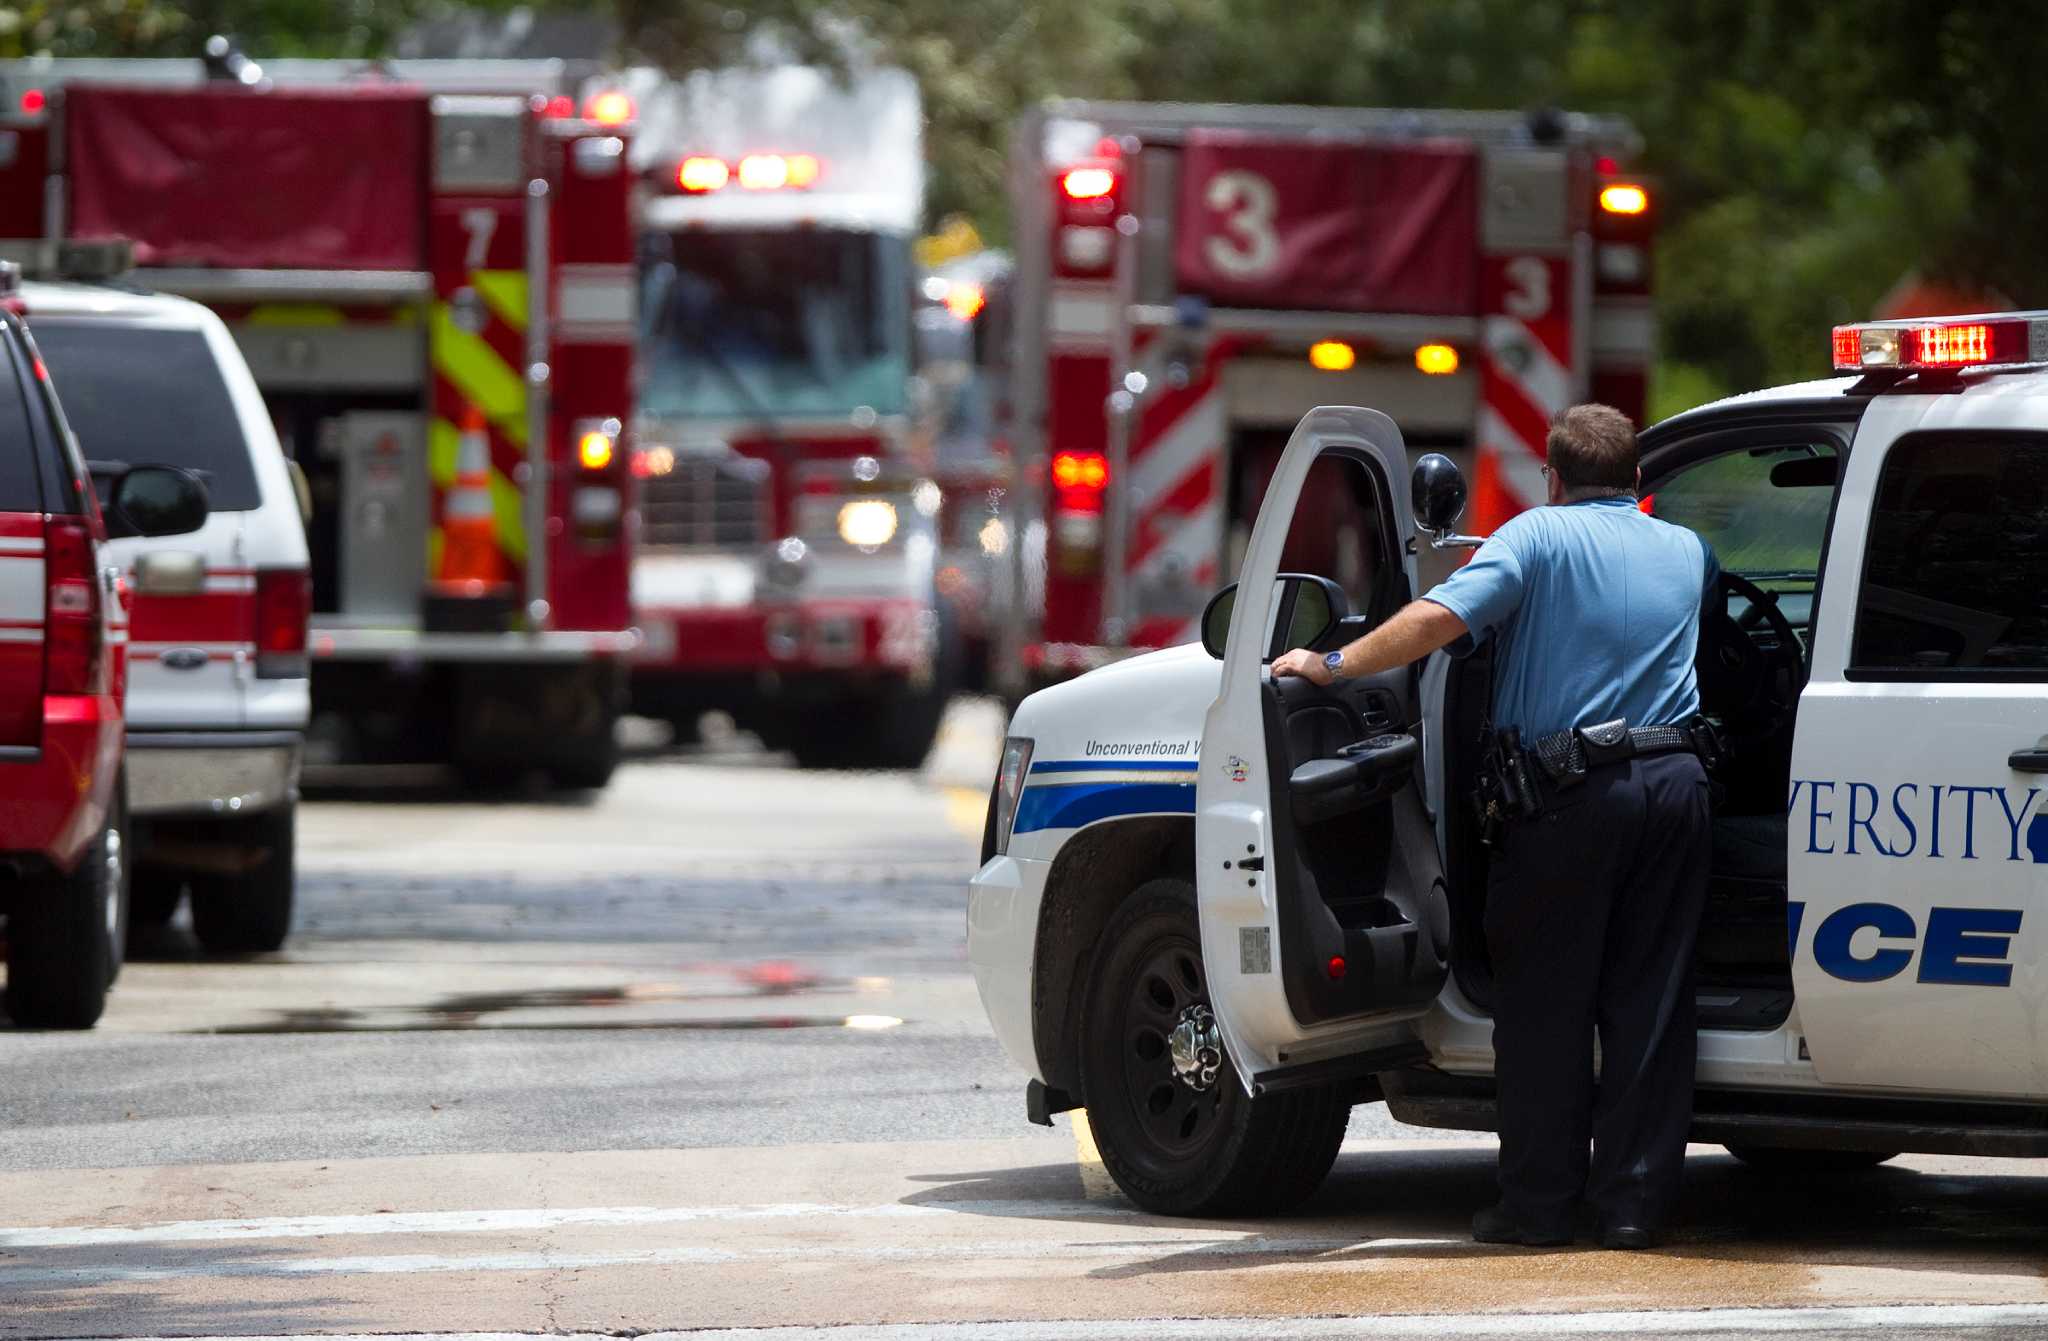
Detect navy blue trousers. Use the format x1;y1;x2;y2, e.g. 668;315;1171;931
1484;751;1712;1235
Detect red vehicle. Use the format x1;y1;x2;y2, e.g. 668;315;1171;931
599;65;950;768
999;101;1655;694
0;261;209;1027
0;54;639;788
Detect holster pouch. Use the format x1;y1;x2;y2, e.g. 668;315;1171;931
1574;717;1634;768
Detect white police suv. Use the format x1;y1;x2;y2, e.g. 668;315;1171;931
970;314;2048;1216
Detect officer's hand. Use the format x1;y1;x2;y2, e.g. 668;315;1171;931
1271;648;1334;686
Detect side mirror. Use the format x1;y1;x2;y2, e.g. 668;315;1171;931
1411;452;1483;550
106;465;210;539
1201;573;1349;662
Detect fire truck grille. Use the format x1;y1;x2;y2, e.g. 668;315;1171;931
639;456;773;550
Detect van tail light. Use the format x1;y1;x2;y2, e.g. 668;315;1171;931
254;569;310;679
44;519;102;695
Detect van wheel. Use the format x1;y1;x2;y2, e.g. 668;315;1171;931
188;806;295;955
545;727;620;792
6;793;125;1028
1724;1145;1899;1172
1077;877;1348;1217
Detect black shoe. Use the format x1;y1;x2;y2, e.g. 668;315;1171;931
1471;1202;1572;1246
1599;1223;1655;1250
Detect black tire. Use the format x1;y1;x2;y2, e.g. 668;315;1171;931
1724;1145;1900;1173
6;791;125;1028
188;805;295;955
665;711;703;748
129;867;186;930
1077;877;1349;1217
544;726;620;792
789;685;948;771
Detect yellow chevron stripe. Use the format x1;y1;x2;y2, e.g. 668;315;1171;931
430;307;528;446
428;417;459;488
472;270;529;333
489;472;528;564
244;303;346;327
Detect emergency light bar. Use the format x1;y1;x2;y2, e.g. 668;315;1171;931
1831;313;2048;373
671;153;821;194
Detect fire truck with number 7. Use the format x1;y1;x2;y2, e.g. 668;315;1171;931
0;53;639;789
997;102;1655;695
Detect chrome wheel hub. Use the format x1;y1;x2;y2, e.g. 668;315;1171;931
1167;1003;1223;1091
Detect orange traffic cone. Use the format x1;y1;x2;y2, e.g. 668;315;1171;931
434;409;512;596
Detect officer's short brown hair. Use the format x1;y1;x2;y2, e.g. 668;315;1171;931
1545;403;1639;491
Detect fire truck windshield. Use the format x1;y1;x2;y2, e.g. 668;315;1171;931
638;229;911;422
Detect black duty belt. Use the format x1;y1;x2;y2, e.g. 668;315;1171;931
1529;718;1714;789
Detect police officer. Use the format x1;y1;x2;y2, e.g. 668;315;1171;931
1274;404;1714;1250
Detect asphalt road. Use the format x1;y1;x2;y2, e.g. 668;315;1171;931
1;702;2045;1339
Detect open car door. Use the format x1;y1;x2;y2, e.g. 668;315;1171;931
1196;406;1450;1089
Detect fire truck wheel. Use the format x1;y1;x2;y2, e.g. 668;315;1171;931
188;806;295;955
546;732;621;792
1724;1145;1900;1173
1077;878;1349;1217
788;685;946;771
6;792;125;1029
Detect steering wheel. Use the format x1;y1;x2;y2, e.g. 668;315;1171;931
1696;571;1805;752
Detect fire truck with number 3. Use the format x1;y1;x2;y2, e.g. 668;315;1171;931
998;102;1656;696
0;53;639;789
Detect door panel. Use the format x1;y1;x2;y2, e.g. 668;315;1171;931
1195;406;1448;1081
1790;404;2048;1098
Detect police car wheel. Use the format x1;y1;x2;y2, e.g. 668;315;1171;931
1724;1144;1899;1173
1077;877;1348;1217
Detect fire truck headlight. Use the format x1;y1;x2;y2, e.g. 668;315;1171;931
912;480;943;518
978;516;1010;557
838;498;899;548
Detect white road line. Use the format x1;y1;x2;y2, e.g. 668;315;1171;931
0;1233;1462;1286
97;1306;2048;1339
0;1199;1149;1249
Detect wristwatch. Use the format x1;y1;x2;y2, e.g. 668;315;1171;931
1322;650;1347;679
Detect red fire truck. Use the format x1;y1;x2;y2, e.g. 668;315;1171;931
593;64;951;769
1000;101;1655;694
0;54;639;789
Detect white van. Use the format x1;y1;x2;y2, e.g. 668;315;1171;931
24;279;310;953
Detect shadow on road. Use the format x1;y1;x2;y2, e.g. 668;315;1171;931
898;1142;2048;1294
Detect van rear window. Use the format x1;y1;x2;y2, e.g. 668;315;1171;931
0;326;47;512
30;321;260;511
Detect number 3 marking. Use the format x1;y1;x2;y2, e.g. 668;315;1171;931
1503;256;1551;320
1204;171;1281;279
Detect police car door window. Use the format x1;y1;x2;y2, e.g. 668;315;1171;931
1852;432;2048;674
1275;454;1398;625
1650;443;1836;582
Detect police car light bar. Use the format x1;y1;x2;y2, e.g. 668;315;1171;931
1831;313;2048;372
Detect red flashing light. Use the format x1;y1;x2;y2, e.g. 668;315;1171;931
1051;451;1109;492
1596;155;1619;175
1061;167;1116;201
786;153;821;188
1915;322;1990;367
542;94;576;119
1598;183;1650;216
1327;956;1347;981
1832;314;2041;372
19;88;45;116
583;90;634;126
738;154;789;190
677;156;730;193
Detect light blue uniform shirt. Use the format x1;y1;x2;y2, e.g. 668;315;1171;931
1422;496;1713;741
